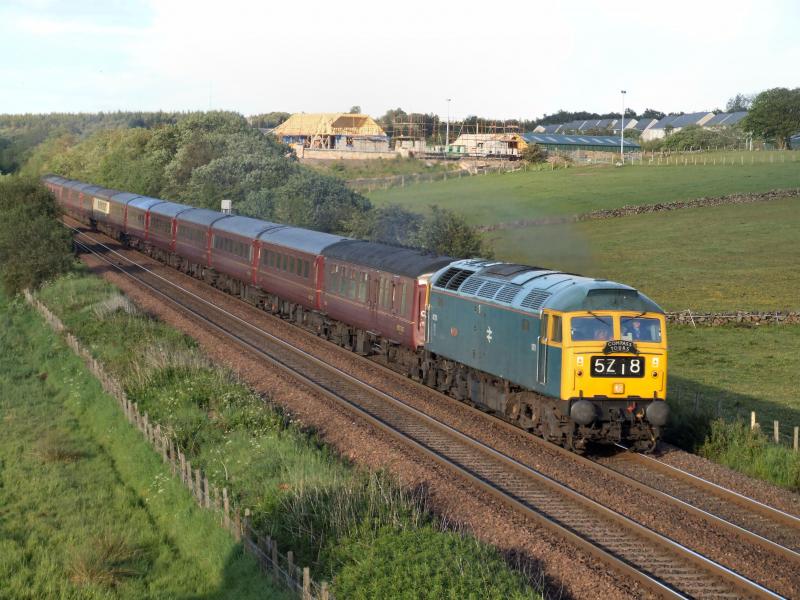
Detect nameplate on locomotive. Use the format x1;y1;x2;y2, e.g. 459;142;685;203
603;339;638;354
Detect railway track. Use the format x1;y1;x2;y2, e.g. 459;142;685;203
66;221;787;599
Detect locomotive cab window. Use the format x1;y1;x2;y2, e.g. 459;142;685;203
551;315;562;343
571;316;612;341
621;317;661;342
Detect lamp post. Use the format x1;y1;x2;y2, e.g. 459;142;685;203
445;98;452;156
620;90;626;164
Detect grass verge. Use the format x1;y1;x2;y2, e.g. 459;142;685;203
0;290;285;599
33;267;541;598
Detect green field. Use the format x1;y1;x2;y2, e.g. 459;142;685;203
0;292;283;599
369;158;800;226
669;324;800;426
489;197;800;312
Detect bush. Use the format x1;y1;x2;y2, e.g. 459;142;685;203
0;177;73;294
699;420;800;491
521;144;547;164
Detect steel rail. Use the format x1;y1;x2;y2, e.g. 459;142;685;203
67;224;785;599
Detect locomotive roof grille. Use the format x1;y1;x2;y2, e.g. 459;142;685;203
520;289;551;310
459;276;485;295
446;269;474;290
477;280;503;299
434;267;462;289
495;284;522;304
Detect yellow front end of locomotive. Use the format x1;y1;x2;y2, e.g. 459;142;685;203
560;312;668;402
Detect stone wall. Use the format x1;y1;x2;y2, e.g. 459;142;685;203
665;310;800;326
478;189;800;232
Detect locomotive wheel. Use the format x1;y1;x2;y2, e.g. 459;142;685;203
632;438;658;453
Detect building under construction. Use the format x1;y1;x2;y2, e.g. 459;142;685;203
272;113;390;153
450;133;528;158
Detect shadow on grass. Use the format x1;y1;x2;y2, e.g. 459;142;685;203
666;376;800;451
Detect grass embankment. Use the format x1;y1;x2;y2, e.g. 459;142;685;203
34;269;540;599
368;156;800;226
0;291;284;599
491;197;800;312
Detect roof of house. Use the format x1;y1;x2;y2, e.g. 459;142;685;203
634;118;657;131
703;111;748;127
273;113;387;137
651;112;714;130
522;133;640;148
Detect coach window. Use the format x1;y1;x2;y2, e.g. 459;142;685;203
399;282;408;315
303;260;310;279
358;273;368;302
288;256;295;274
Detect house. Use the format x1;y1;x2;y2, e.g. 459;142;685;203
639;112;715;142
451;133;528;157
272;113;390;153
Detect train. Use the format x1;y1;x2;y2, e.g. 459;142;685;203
44;175;669;452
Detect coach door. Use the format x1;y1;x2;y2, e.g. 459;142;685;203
537;313;549;385
368;273;380;325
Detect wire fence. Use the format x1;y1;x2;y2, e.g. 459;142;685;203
24;290;332;600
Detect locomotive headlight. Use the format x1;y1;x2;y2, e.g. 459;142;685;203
652;371;658;378
576;356;584;366
576;369;583;377
613;383;625;394
652;357;659;367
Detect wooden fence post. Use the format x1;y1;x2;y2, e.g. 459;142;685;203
234;509;242;542
774;421;780;444
185;460;192;490
223;487;230;530
213;484;220;511
287;550;294;586
272;542;279;579
751;411;757;431
794;426;799;452
170;440;177;476
321;582;329;600
303;567;310;599
203;476;210;508
194;468;202;502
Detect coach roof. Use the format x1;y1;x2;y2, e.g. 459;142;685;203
258;226;349;255
150;201;192;218
322;240;453;278
211;215;283;239
178;208;231;228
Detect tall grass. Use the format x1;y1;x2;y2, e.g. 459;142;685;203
0;290;286;599
699;420;800;491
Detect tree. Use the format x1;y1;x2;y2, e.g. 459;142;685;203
641;108;666;120
743;88;800;149
521;143;547;164
413;206;492;259
0;177;73;294
349;105;362;114
726;93;754;112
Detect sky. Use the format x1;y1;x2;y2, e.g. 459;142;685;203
1;0;799;120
